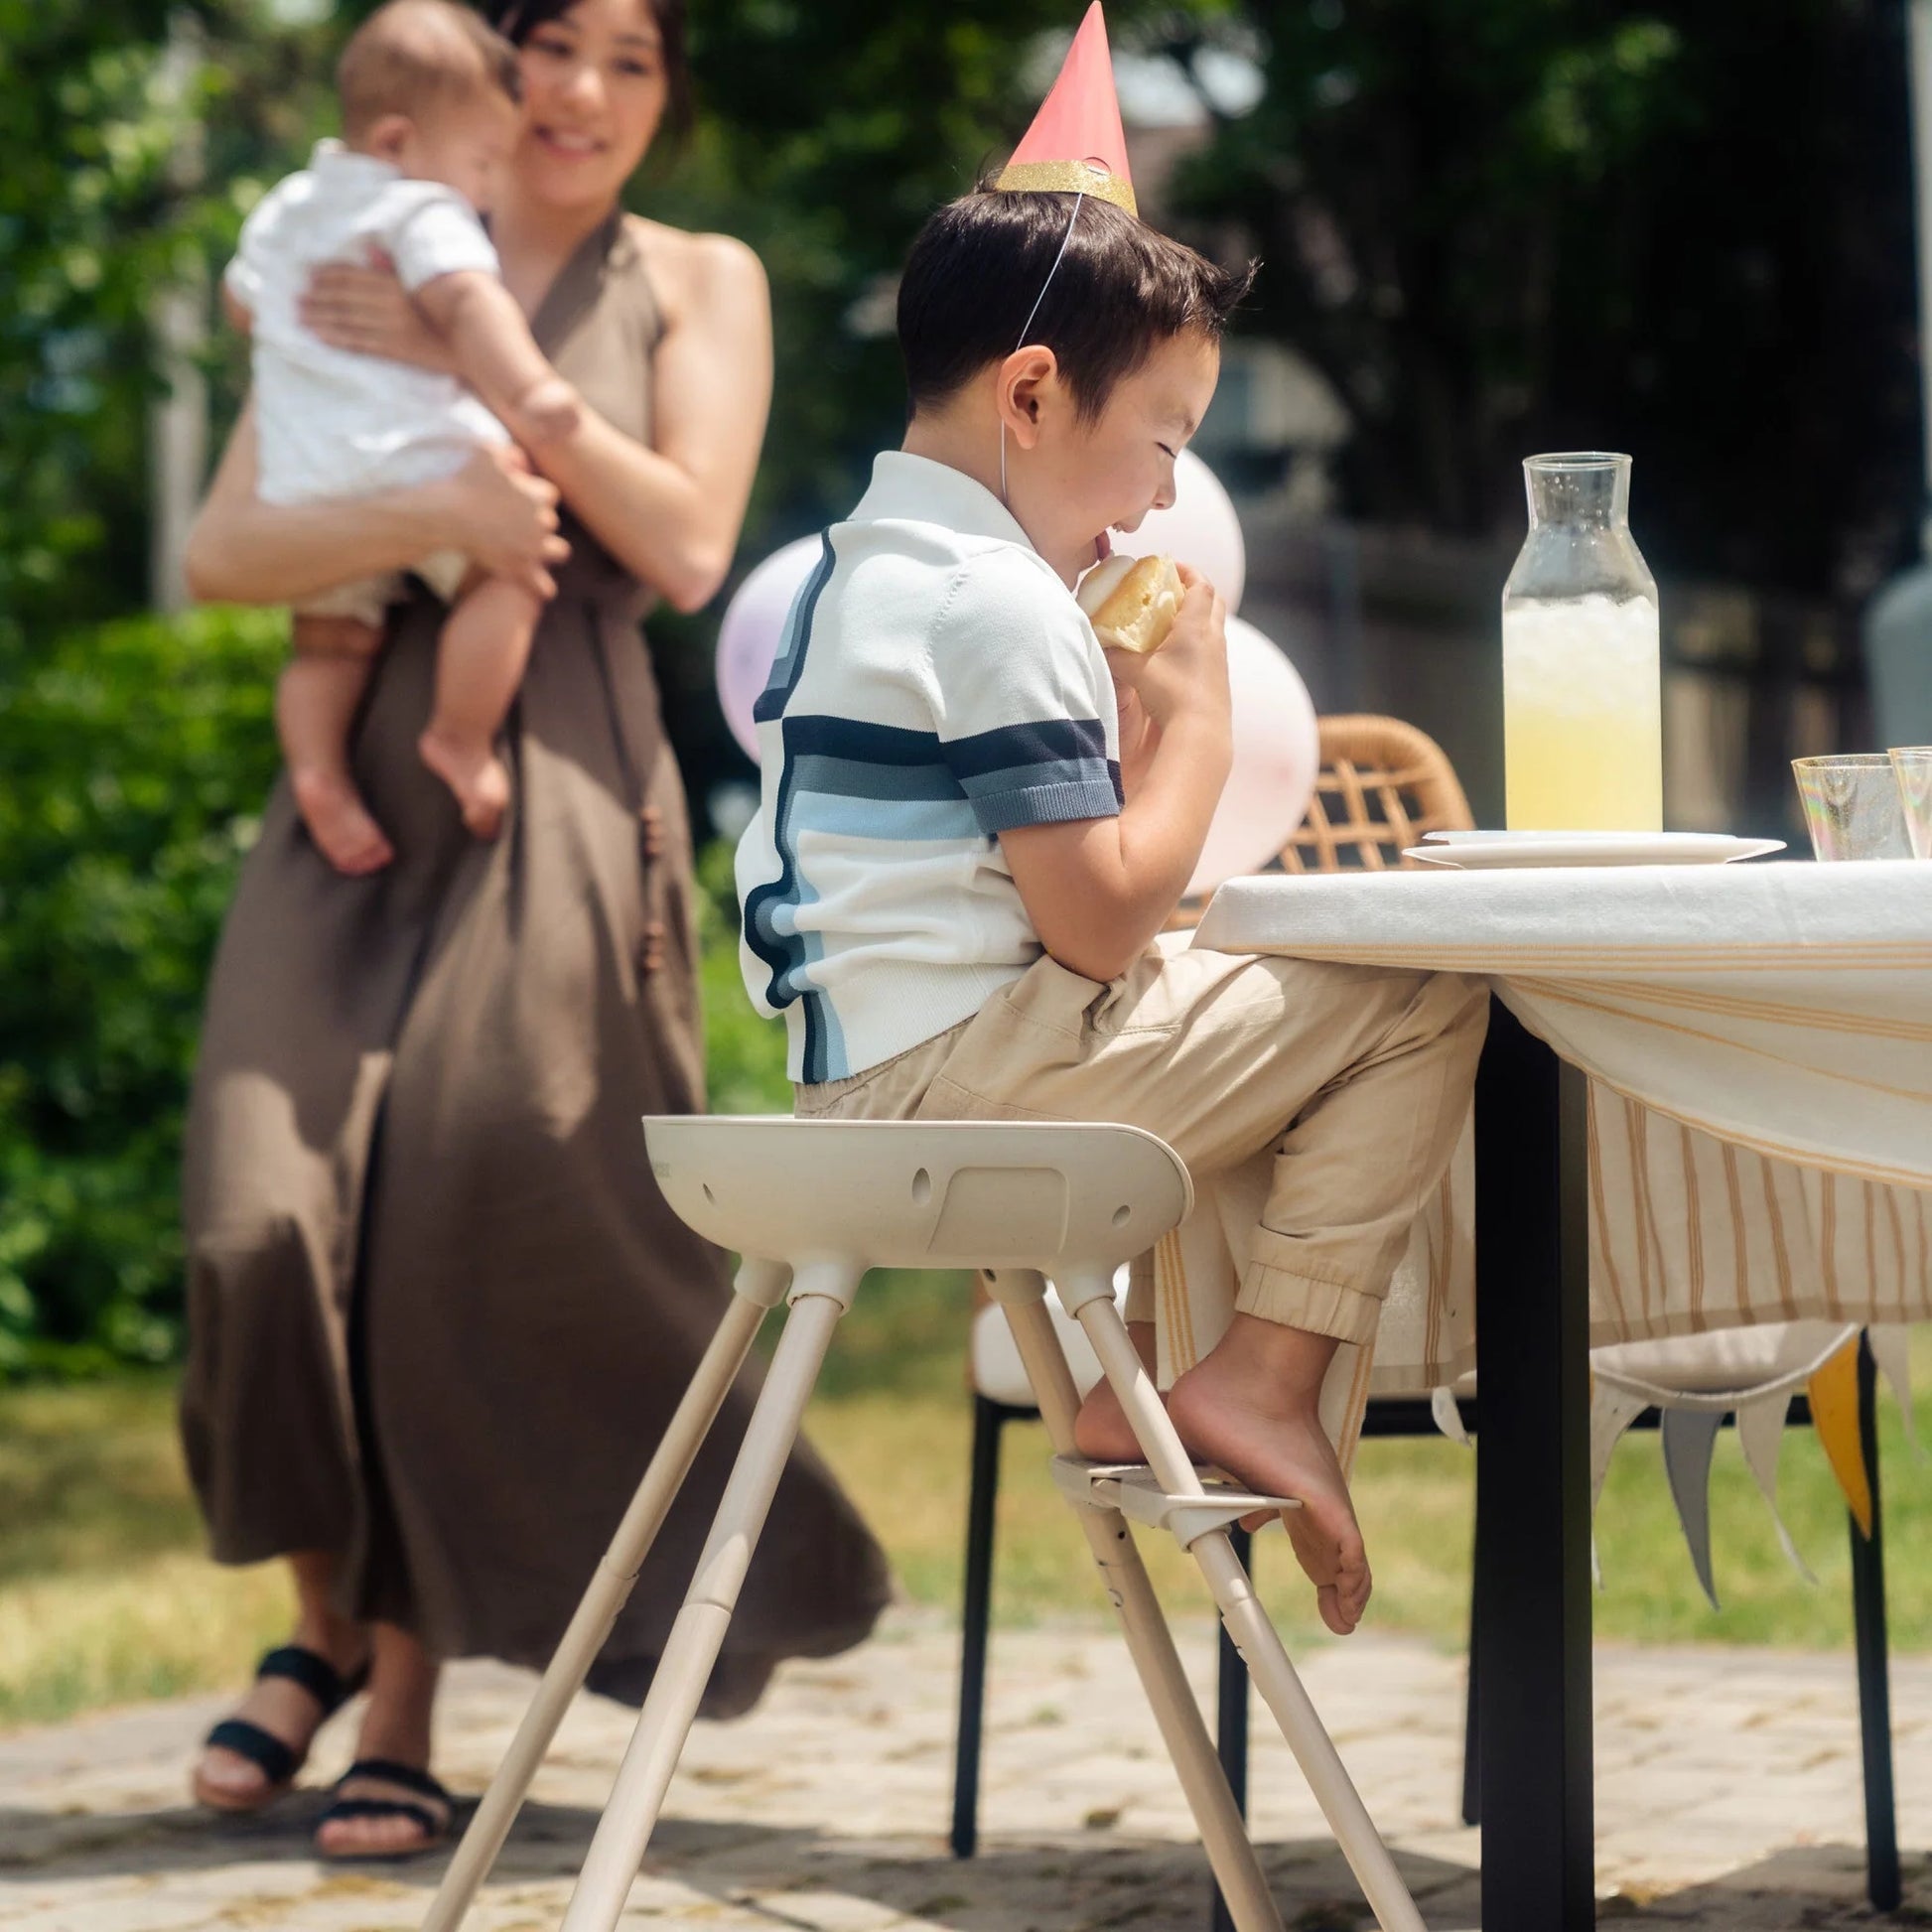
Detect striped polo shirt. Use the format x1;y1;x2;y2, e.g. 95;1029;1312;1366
735;451;1122;1083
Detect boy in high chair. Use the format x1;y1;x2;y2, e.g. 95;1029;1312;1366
736;10;1486;1639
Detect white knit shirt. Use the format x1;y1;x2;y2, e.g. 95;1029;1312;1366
736;453;1123;1083
225;140;508;507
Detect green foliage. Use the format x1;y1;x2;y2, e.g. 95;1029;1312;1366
1167;1;1920;590
0;607;285;1375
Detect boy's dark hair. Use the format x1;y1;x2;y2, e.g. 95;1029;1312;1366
897;191;1255;423
485;0;696;155
339;0;522;139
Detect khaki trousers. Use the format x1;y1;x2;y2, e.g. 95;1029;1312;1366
797;942;1488;1345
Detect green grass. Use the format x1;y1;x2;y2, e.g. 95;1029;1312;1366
2;1331;1927;1731
1;845;1922;1726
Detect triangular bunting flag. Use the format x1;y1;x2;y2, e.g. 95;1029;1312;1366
1807;1336;1873;1539
1866;1324;1920;1461
993;3;1138;216
1661;1409;1725;1610
1431;1384;1470;1447
1589;1385;1649;1514
1733;1392;1816;1585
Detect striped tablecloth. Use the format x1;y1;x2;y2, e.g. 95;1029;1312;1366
1174;861;1932;1439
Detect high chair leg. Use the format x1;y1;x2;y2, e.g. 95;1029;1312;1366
421;1262;788;1932
558;1265;858;1932
1068;1283;1427;1932
990;1272;1285;1932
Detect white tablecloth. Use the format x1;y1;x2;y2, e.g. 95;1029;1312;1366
1174;861;1932;1438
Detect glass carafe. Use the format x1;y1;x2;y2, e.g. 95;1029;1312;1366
1501;452;1663;830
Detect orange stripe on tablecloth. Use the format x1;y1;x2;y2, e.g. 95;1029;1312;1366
1882;1183;1906;1319
1681;1123;1707;1322
1722;1142;1749;1323
1228;941;1932;973
1821;1173;1841;1318
1587;1085;1630;1330
1426;1169;1450;1372
1762;1162;1797;1320
1623;1097;1655;1325
1577;978;1932;1043
1505;985;1932;1109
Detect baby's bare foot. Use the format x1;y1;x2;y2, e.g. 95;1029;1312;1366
419;728;510;840
1168;1329;1371;1637
291;766;393;875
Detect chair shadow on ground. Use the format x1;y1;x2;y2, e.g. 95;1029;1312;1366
0;1795;1475;1926
5;1796;1922;1929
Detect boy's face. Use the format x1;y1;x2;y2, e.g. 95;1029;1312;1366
394;92;521;212
1006;329;1220;588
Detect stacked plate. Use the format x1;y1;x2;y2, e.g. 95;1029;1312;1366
1402;831;1786;870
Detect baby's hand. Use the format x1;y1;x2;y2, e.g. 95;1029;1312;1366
504;375;583;448
1107;563;1229;734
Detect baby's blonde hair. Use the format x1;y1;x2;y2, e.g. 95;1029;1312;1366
338;0;521;142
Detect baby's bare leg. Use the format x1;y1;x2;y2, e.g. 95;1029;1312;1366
418;575;544;840
281;617;392;876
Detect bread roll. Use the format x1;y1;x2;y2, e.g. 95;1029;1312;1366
1077;552;1183;655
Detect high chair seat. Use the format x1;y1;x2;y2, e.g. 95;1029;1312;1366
645;1115;1187;1275
422;1116;1427;1932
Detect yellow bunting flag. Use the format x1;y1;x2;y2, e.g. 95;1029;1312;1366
1806;1337;1872;1540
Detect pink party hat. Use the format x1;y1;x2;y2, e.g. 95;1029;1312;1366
994;3;1137;218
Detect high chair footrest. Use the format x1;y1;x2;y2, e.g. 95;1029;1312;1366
1049;1456;1302;1548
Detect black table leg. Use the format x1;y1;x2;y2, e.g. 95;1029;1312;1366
1473;1007;1595;1930
1851;1336;1900;1911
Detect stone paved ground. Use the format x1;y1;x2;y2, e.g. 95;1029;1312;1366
3;1608;1929;1930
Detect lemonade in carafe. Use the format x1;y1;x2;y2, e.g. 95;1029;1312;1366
1501;453;1662;830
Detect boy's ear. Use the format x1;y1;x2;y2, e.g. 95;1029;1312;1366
996;345;1060;452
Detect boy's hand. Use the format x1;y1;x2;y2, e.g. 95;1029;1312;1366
1105;563;1229;735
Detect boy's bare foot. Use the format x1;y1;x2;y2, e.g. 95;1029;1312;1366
418;728;510;840
1167;1317;1371;1637
503;374;581;447
1070;1316;1157;1462
291;766;393;875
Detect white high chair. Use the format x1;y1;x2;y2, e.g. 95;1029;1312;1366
421;1117;1425;1932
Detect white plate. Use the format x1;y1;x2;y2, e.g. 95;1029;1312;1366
1404;831;1786;869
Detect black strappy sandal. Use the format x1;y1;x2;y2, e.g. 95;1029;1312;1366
193;1645;369;1814
315;1758;454;1861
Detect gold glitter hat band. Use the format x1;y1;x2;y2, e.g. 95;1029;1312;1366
992;4;1139;221
993;157;1137;218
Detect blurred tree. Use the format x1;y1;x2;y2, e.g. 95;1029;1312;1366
1168;0;1922;597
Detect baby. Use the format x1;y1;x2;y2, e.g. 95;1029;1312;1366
223;0;579;874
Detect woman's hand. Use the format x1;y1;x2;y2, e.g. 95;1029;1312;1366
437;448;571;598
300;257;454;373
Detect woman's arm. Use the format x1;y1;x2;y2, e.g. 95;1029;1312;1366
528;231;773;615
183;395;571;606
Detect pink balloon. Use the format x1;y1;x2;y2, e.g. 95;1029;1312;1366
1185;615;1318;898
716;536;825;761
1110;449;1247;615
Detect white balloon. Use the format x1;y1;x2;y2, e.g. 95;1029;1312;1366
1110;448;1247;614
1185;615;1319;898
715;535;824;761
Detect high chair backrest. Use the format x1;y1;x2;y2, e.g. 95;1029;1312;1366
643;1117;1191;1276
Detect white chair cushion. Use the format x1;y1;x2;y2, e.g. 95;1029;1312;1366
970;1269;1130;1407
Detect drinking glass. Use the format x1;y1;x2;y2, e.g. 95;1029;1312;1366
1890;746;1932;859
1791;755;1914;860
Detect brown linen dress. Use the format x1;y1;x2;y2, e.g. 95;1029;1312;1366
179;211;891;1713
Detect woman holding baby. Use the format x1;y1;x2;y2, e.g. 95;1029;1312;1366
180;0;889;1859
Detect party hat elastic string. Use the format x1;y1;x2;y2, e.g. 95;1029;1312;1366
1000;191;1085;504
